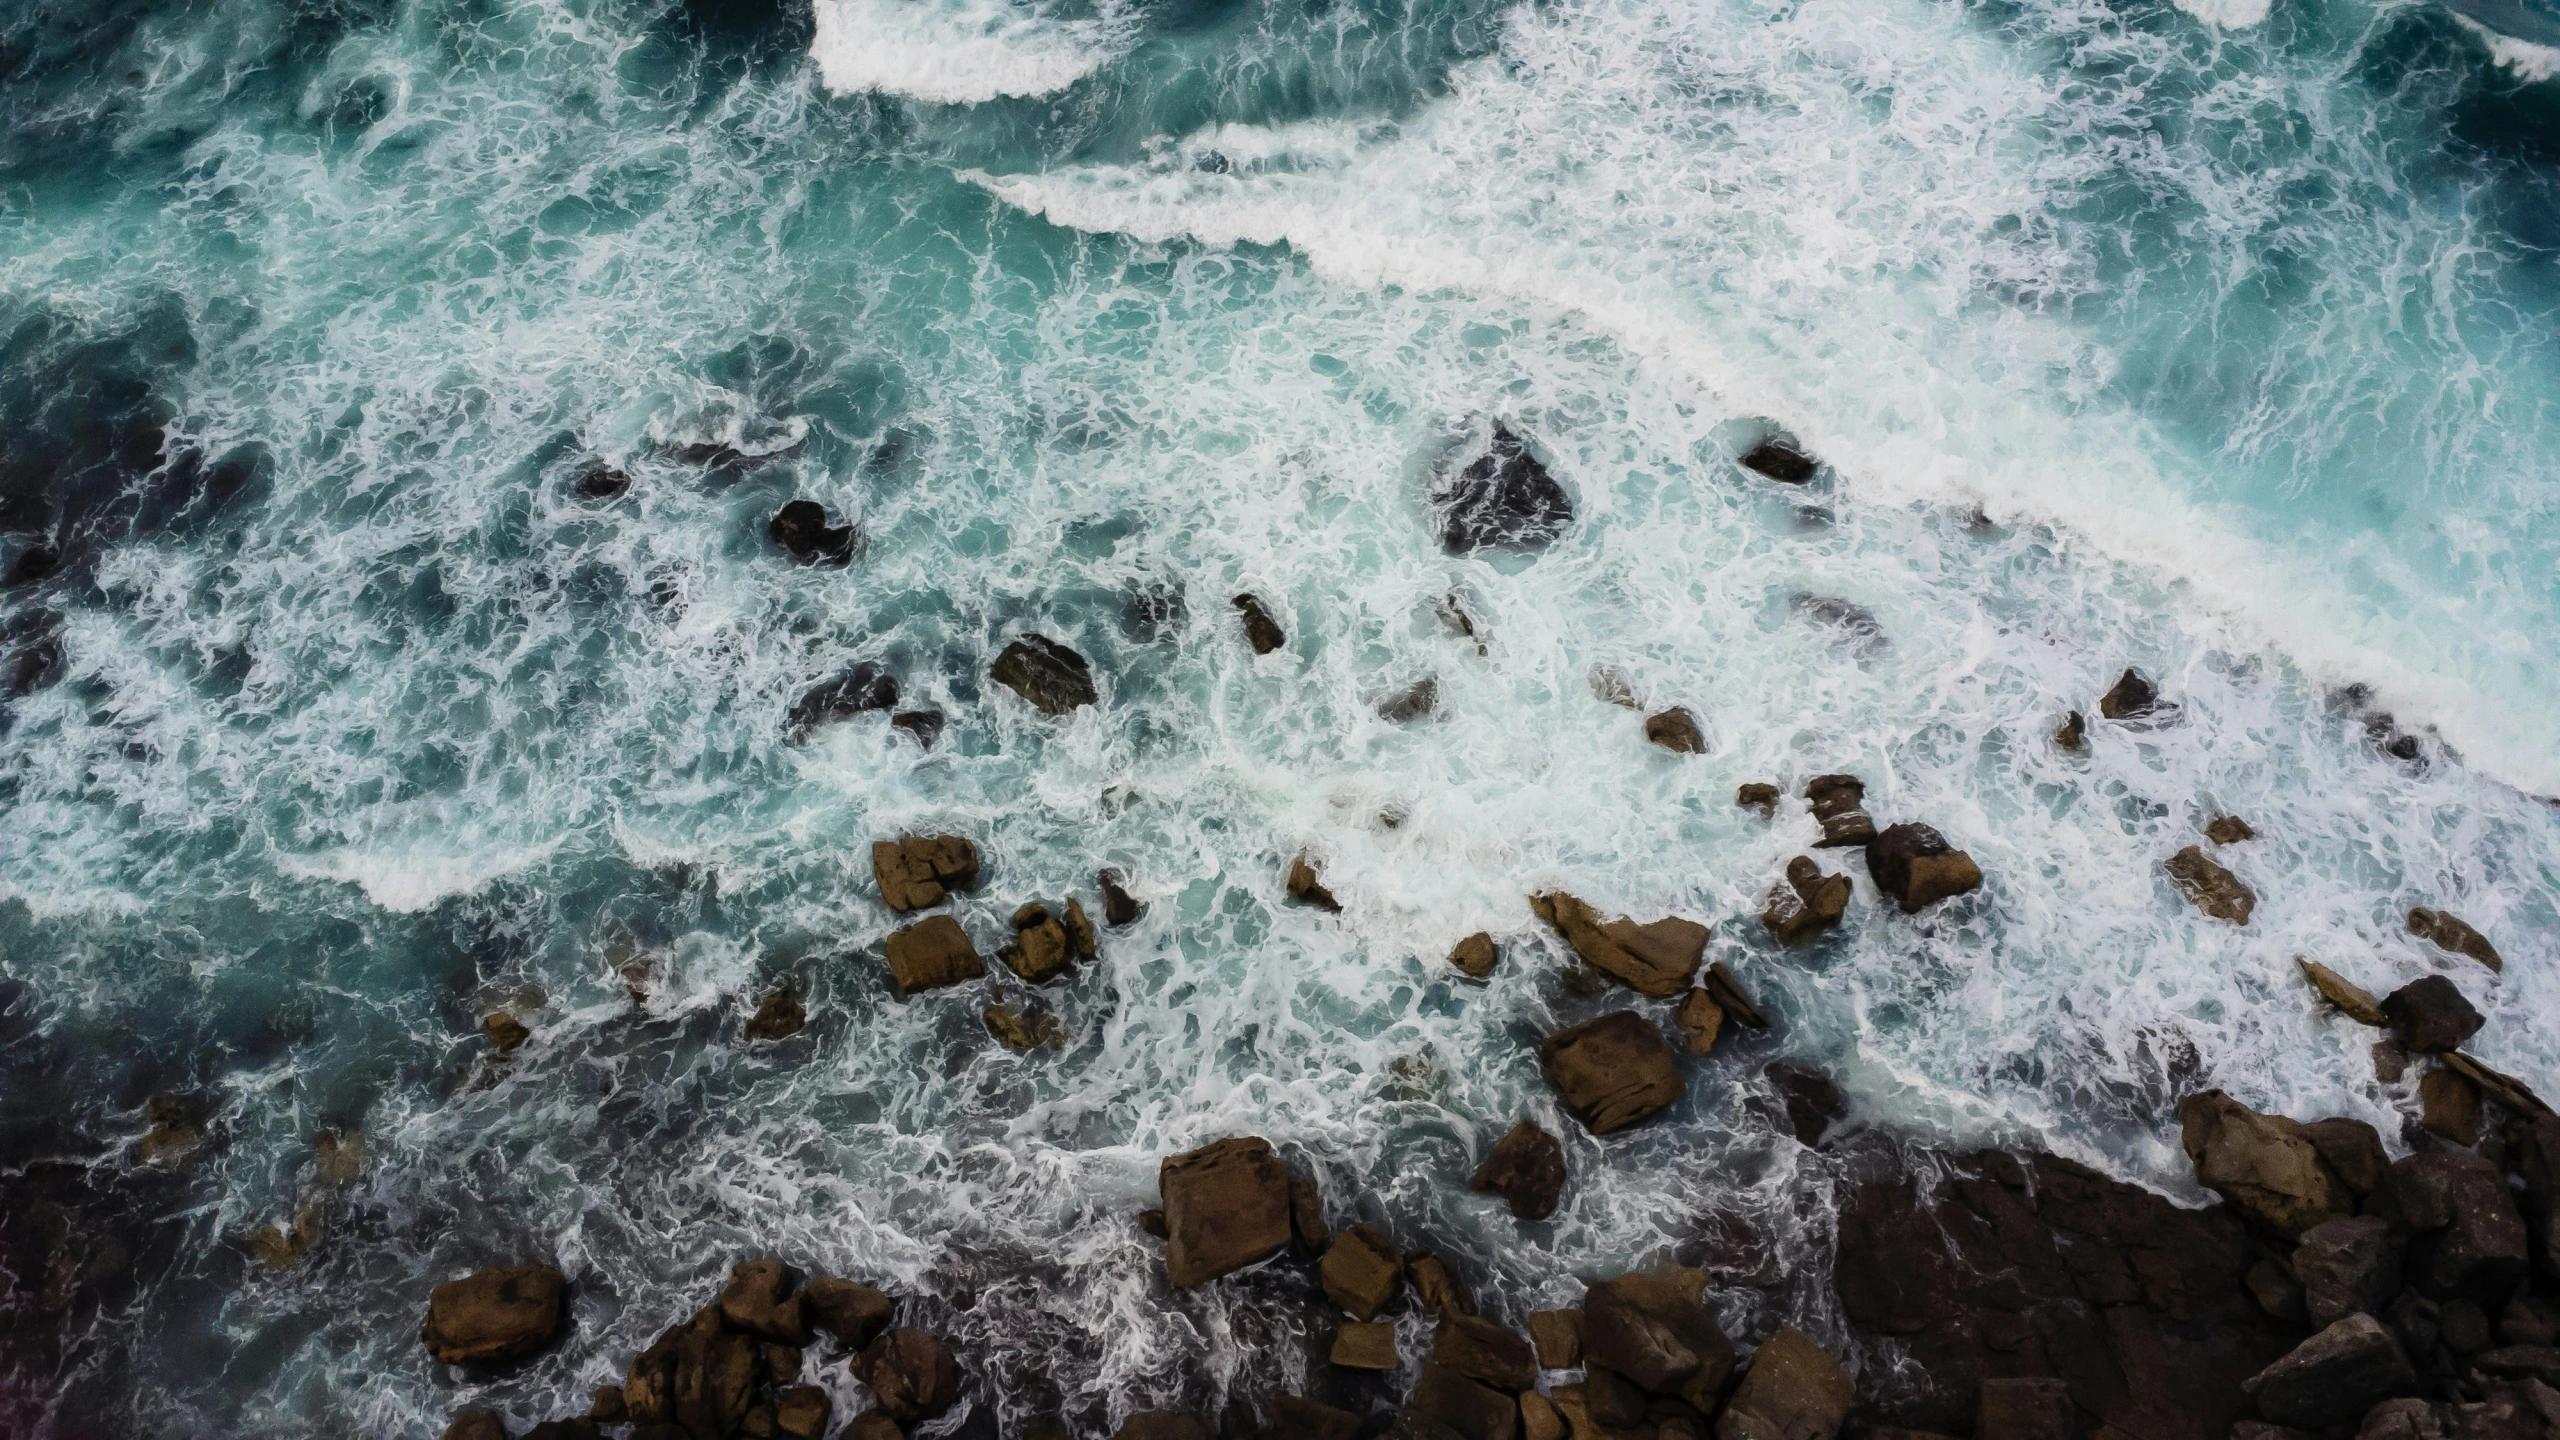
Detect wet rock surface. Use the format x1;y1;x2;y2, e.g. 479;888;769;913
420;1263;568;1365
1760;856;1850;946
2167;844;2256;924
2408;907;2503;973
1435;425;1573;552
1157;1136;1293;1288
786;663;897;739
1470;1120;1567;1221
990;634;1098;715
1865;823;1983;913
767;499;856;566
1803;774;1877;848
1541;1011;1685;1134
872;835;981;913
1530;892;1707;997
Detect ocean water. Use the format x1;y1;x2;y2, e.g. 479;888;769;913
2;0;2557;1431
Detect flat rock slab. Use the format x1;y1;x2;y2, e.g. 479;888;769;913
420;1263;567;1364
1158;1136;1292;1288
872;835;980;913
883;916;984;997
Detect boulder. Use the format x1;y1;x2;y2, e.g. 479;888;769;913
999;902;1076;984
1715;1328;1849;1440
2054;711;2087;752
773;1388;830;1440
1435;426;1573;553
1528;893;1706;997
1674;989;1725;1057
1803;775;1876;848
1404;1361;1522;1440
1158;1136;1292;1288
764;1343;802;1384
768;500;856;565
871;835;981;913
1435;1314;1539;1391
2502;1292;2560;1345
1232;594;1286;654
1540;1012;1686;1135
718;1261;811;1344
1116;1413;1214;1440
2299;1118;2390;1200
421;1263;568;1364
2442;1052;2551;1121
1529;1309;1583;1369
624;1307;757;1437
2519;1117;2560;1280
1287;854;1343;913
2098;669;2157;720
2177;1090;2347;1238
1739;440;1818;484
1097;870;1142;927
743;987;804;1042
1704;963;1769;1029
889;710;944;748
1760;857;1850;947
1470;1121;1567;1221
2241;1314;2417;1429
2381;976;2484;1054
2206;815;2257;845
2295;1217;2404;1329
841;1412;902;1440
990;634;1098;715
1582;1272;1736;1411
444;1413;508;1440
2383;1152;2528;1304
1865;824;1984;913
1332;1322;1396;1370
802;1276;891;1351
1765;1062;1841;1147
1321;1224;1403;1319
786;664;897;739
483;1012;531;1055
2300;961;2387;1026
882;916;982;997
2421;1067;2482;1145
1407;1249;1475;1316
857;1328;959;1425
1377;676;1440;723
1273;1398;1362;1440
1520;1392;1566;1440
2471;1346;2560;1385
1738;783;1781;816
2165;845;2254;924
1451;932;1499;980
1646;709;1708;754
1062;899;1097;961
590;1387;628;1422
1977;1378;2073;1440
1137;1210;1167;1239
2407;908;2502;973
1290;1174;1327;1255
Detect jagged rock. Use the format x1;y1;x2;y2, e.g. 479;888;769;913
1582;1271;1737;1412
2443;1052;2552;1120
802;1276;891;1352
443;1414;508;1440
1528;893;1707;998
421;1263;568;1364
1671;989;1725;1058
990;634;1098;715
1404;1360;1522;1440
1097;870;1141;927
1290;1174;1327;1256
1471;1121;1567;1221
1321;1224;1403;1320
1739;440;1818;484
2382;1151;2528;1303
1286;853;1343;913
774;1387;830;1440
882;916;982;997
1529;1310;1583;1369
983;1002;1062;1052
787;664;898;739
744;987;805;1042
1803;775;1876;848
1590;665;1642;709
1232;594;1286;654
2247;1257;2308;1324
482;1011;531;1055
2099;669;2158;720
1867;824;1984;913
1704;962;1769;1029
1718;1327;1851;1440
2422;1068;2483;1144
2296;1217;2405;1329
1646;709;1707;754
1761;857;1850;946
2408;908;2502;973
1158;1136;1292;1288
2206;814;2256;845
1436;426;1573;553
2178;1090;2347;1238
1977;1379;2073;1440
1000;902;1076;984
2302;1118;2392;1200
2165;845;2254;924
889;710;943;748
625;1307;757;1436
2054;711;2087;751
871;835;981;913
1738;782;1780;816
1541;1011;1685;1135
1332;1322;1396;1370
1378;676;1440;723
2381;976;2484;1054
1451;932;1499;979
1435;1314;1539;1392
857;1329;959;1424
719;1261;812;1344
2301;961;2387;1026
1407;1249;1475;1316
2242;1314;2417;1429
1765;1062;1841;1147
1116;1412;1214;1440
769;500;856;565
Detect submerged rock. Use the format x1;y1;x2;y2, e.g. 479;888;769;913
1540;1011;1685;1135
889;709;944;748
1765;1061;1842;1146
743;986;805;1042
882;916;982;997
1529;892;1707;997
2205;814;2256;845
787;664;897;739
1470;1120;1567;1221
1804;774;1877;848
135;1095;205;1171
1761;856;1851;946
1435;425;1573;552
2053;710;2087;752
982;1001;1063;1053
1449;931;1498;979
768;499;856;566
420;1263;568;1364
2380;975;2484;1054
1739;439;1819;484
2099;668;2159;720
1377;676;1440;723
857;1329;959;1425
572;458;630;501
2165;844;2253;924
2407;907;2502;973
1590;664;1642;709
1644;708;1707;754
990;634;1098;715
871;834;980;913
1866;824;1983;913
1405;1249;1474;1316
442;1413;507;1440
1286;853;1342;913
1231;594;1286;654
1157;1136;1293;1288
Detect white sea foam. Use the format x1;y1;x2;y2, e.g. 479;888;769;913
2175;0;2272;27
2456;12;2560;80
810;0;1134;103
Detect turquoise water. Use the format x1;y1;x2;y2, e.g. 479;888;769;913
3;0;2558;1431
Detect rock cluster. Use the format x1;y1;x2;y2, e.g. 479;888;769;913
1759;856;1849;946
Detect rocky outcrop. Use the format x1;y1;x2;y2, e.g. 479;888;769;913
890;710;944;748
2408;908;2502;973
135;1095;205;1171
1804;775;1876;848
787;664;897;739
1739;440;1818;484
1401;1362;1519;1440
2295;1217;2405;1329
2178;1090;2348;1238
1286;854;1342;913
743;987;804;1042
858;1329;959;1424
1529;1310;1583;1369
1761;857;1850;946
2381;976;2484;1054
1717;1327;1851;1440
1097;869;1142;927
1866;824;1984;913
1582;1271;1737;1416
1765;1062;1841;1147
2242;1314;2417;1429
1377;676;1440;723
1320;1224;1403;1320
1451;932;1498;979
990;635;1098;715
625;1307;758;1435
882;917;983;997
718;1261;811;1344
2166;845;2254;924
998;900;1092;985
2382;1151;2528;1303
802;1276;892;1352
1541;1012;1685;1135
1232;594;1286;654
2421;1068;2482;1144
1470;1120;1566;1221
1157;1137;1292;1288
1646;708;1708;754
872;835;981;913
1529;893;1707;998
2099;668;2159;720
1703;962;1769;1030
1436;426;1573;552
1977;1377;2073;1440
983;1001;1063;1053
2301;961;2388;1026
768;500;856;566
421;1263;568;1364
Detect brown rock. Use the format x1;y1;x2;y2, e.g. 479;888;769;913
443;1414;508;1440
1000;902;1075;984
1976;1377;2073;1440
2205;815;2256;845
891;710;944;748
2240;1314;2416;1429
1703;962;1769;1029
2053;711;2087;751
990;634;1098;715
1291;1175;1328;1255
1471;1120;1567;1221
1405;1361;1523;1440
1274;1397;1362;1440
420;1263;568;1364
1717;1327;1850;1440
2408;907;2502;973
1332;1322;1397;1370
1738;782;1780;816
858;1328;960;1424
1136;1208;1168;1238
1765;1061;1841;1146
1062;898;1097;959
1287;854;1342;913
1529;1309;1583;1369
1545;1385;1592;1440
2443;1051;2552;1119
1097;869;1142;926
802;1276;892;1352
2300;1117;2391;1199
1520;1392;1566;1440
774;1387;831;1440
1116;1412;1214;1440
2373;1039;2408;1084
764;1343;801;1384
983;1001;1063;1052
2293;1216;2402;1329
2421;1067;2482;1144
1378;676;1440;723
1451;932;1499;979
1436;1313;1540;1391
883;915;982;997
719;1261;812;1344
1866;824;1983;913
482;1011;531;1055
1582;1271;1735;1410
2165;845;2253;924
842;1411;903;1440
2299;960;2386;1026
1760;856;1850;947
588;1387;628;1422
624;1307;757;1437
2098;668;2157;720
871;835;981;913
1158;1136;1292;1288
2177;1090;2346;1238
1646;709;1707;754
743;987;805;1042
1407;1248;1475;1316
1233;594;1286;654
2385;1150;2529;1301
1320;1224;1403;1319
1529;893;1705;997
2380;975;2484;1054
1674;989;1725;1057
1540;1011;1685;1135
1804;775;1877;847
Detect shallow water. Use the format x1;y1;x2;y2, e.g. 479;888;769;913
1;0;2556;1432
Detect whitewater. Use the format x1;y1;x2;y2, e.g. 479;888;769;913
1;0;2556;1432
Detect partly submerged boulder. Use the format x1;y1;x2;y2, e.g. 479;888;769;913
871;835;980;913
1435;425;1573;553
2380;975;2484;1054
1470;1120;1567;1221
1450;931;1499;980
1231;594;1286;655
2407;907;2502;973
2177;1090;2347;1238
1582;1271;1736;1411
1645;708;1708;755
1541;1012;1685;1135
1321;1223;1404;1320
1804;775;1877;848
882;916;983;997
1158;1136;1293;1288
1286;854;1343;913
1097;869;1143;927
420;1263;568;1365
1739;439;1819;484
802;1276;892;1352
1530;892;1706;998
2166;845;2254;925
999;902;1080;985
769;500;856;566
1761;856;1851;946
856;1328;959;1425
2299;960;2387;1026
1717;1327;1851;1440
717;1261;811;1345
990;634;1098;715
1674;988;1725;1056
2099;668;2159;720
743;986;805;1042
1866;824;1983;913
787;663;897;739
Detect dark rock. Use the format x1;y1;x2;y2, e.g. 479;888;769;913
1450;932;1498;980
872;835;981;913
889;710;944;748
802;1276;891;1351
1402;1361;1519;1440
1519;1394;1565;1440
2441;1298;2494;1354
444;1413;509;1440
1377;676;1440;723
591;1387;629;1422
2442;1052;2551;1121
1739;440;1818;484
857;1329;959;1425
1529;1310;1583;1369
1738;782;1780;816
523;1420;600;1440
2300;962;2389;1027
624;1307;757;1438
1528;893;1706;998
2383;1152;2529;1304
1765;1062;1841;1146
841;1412;902;1440
1287;854;1343;913
2472;1346;2560;1385
2247;1257;2308;1323
481;1012;531;1056
1646;709;1707;754
1062;899;1097;961
1291;1175;1328;1255
1470;1120;1567;1221
719;1261;811;1344
2296;1217;2405;1329
1116;1412;1214;1440
2519;1117;2560;1280
421;1263;568;1364
774;1387;830;1440
2500;1293;2560;1347
1322;1225;1403;1320
2375;1040;2410;1085
743;987;805;1042
882;916;982;997
1436;426;1573;553
983;999;1064;1053
1804;775;1877;848
990;634;1098;715
769;500;856;565
1703;963;1769;1030
2241;1314;2417;1429
788;664;898;739
1331;1322;1396;1370
2205;814;2257;845
1541;1011;1685;1135
1434;1314;1539;1392
1137;1209;1168;1239
1273;1397;1361;1440
1158;1136;1292;1288
1865;824;1984;913
764;1343;801;1385
999;902;1076;985
2422;1068;2483;1145
2382;977;2485;1055
2054;711;2087;751
2408;908;2502;974
1720;1328;1851;1440
2179;1090;2348;1238
1793;593;1885;649
1674;988;1724;1056
2099;669;2157;720
2166;845;2254;924
1098;869;1142;927
1232;595;1286;654
2301;1118;2390;1200
1761;856;1850;946
1582;1271;1736;1410
572;460;631;501
2384;1291;2440;1365
1406;1249;1475;1316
